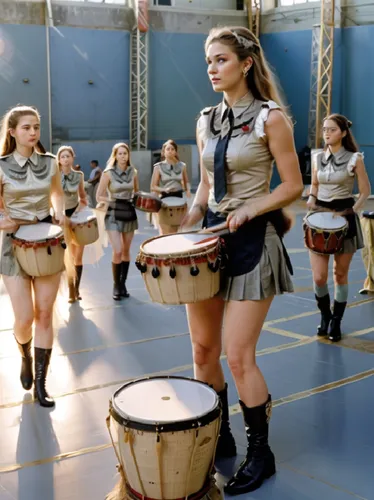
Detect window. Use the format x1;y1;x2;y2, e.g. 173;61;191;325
153;0;172;5
279;0;319;5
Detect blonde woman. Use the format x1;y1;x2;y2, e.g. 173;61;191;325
96;143;139;300
151;139;191;235
181;27;303;494
0;105;66;408
57;145;88;303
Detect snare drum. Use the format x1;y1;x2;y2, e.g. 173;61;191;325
70;210;99;246
12;223;66;277
136;233;222;304
158;197;187;226
108;376;221;500
304;211;348;254
133;191;162;213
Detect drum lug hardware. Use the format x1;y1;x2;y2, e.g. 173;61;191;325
47;246;52;255
61;242;67;250
169;267;176;279
152;266;160;279
208;261;219;273
190;265;199;277
135;260;147;273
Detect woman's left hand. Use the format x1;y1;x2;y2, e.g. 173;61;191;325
227;202;259;232
186;190;192;199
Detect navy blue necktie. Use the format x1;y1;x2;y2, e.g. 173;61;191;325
214;108;234;204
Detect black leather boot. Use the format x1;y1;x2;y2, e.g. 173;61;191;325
34;347;55;408
224;395;276;495
215;383;237;459
16;338;33;390
75;265;83;300
68;279;77;303
315;294;332;336
120;261;130;298
112;263;122;301
328;300;347;342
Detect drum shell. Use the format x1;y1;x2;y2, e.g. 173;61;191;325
303;213;347;255
158;201;187;226
134;192;162;213
12;231;65;277
71;218;99;246
109;376;221;500
137;234;221;305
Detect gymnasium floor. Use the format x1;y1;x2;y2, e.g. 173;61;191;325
0;204;373;500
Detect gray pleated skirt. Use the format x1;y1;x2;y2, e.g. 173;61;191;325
0;232;27;277
104;212;139;233
219;223;294;302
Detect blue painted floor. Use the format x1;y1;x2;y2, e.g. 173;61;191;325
0;208;373;500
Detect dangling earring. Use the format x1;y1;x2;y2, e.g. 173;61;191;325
243;67;250;78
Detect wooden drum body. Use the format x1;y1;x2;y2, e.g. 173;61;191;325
304;212;348;255
12;223;66;277
136;233;222;305
158;197;187;226
70;210;99;246
133;192;162;213
108;376;221;500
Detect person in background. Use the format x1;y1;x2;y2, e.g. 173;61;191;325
86;160;102;208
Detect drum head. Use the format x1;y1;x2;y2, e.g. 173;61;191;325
111;376;220;431
15;223;63;241
306;212;347;230
135;191;159;200
142;233;218;255
70;209;96;223
162;197;186;208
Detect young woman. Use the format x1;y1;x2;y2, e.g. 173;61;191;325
0;105;66;408
307;114;371;341
57;146;88;303
151;139;191;235
96;143;139;300
181;27;303;494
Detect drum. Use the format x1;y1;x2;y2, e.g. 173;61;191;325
304;211;348;254
108;376;221;500
135;233;222;304
158;197;187;226
70;210;99;246
12;223;66;277
133;192;162;213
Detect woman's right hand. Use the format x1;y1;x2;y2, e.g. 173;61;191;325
180;205;204;229
306;195;317;211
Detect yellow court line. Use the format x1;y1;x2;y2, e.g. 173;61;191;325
0;332;190;360
1;366;373;475
264;326;309;340
229;368;374;415
265;297;374;326
0;338;314;411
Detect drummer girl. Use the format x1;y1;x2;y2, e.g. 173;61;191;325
0;105;66;408
307;114;371;341
151;139;191;235
181;27;303;494
96;142;139;300
57;145;88;303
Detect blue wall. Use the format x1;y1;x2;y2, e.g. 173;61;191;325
149;32;218;150
0;23;372;188
0;24;50;148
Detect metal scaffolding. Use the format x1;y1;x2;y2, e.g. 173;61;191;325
246;0;261;38
308;0;335;149
130;28;148;151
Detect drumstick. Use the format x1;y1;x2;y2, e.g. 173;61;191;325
198;221;228;234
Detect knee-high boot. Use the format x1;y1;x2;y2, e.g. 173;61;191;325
120;261;130;298
215;383;237;459
34;347;55;408
224;395;276;495
112;263;122;301
16;338;33;390
315;294;332;336
328;300;347;342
